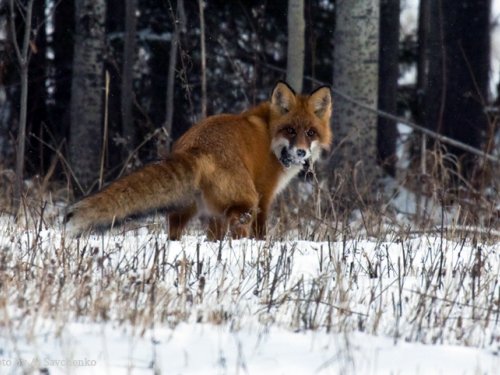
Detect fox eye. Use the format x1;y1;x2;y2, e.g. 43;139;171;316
285;127;296;135
306;129;316;137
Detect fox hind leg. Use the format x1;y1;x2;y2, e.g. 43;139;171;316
202;167;259;240
207;217;226;241
168;203;197;240
254;208;268;239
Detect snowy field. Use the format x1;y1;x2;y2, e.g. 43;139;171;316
0;214;499;374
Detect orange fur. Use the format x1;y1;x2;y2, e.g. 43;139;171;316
65;81;333;239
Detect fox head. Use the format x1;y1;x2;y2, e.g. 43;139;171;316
269;81;332;169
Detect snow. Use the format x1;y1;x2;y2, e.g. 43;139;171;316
2;322;498;374
1;216;499;374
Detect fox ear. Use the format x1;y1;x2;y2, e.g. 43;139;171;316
271;81;296;114
309;86;332;120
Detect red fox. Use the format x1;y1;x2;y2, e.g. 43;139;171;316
65;81;332;239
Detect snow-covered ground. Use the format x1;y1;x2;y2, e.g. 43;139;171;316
2;321;498;374
1;214;499;374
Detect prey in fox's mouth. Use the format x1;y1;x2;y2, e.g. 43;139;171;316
279;146;309;168
271;118;327;170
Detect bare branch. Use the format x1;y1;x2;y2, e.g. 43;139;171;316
8;0;23;63
21;0;33;62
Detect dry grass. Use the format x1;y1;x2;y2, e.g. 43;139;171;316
1;215;499;351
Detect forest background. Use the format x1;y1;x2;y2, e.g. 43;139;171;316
0;0;498;230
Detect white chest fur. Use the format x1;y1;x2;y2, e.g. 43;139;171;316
274;164;303;197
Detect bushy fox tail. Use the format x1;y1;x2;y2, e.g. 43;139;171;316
64;153;203;235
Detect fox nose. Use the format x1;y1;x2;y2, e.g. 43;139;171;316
296;149;306;158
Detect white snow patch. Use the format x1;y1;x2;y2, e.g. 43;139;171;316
1;322;498;374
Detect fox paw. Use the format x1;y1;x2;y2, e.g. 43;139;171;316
228;212;252;239
239;212;252;224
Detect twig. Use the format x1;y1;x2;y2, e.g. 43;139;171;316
30;134;84;194
99;70;110;189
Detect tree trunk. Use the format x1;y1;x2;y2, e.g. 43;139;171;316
416;0;430;126
331;0;382;202
423;0;490;181
9;0;34;206
421;0;443;134
0;6;10;160
286;0;305;93
70;0;106;193
50;0;74;155
15;62;28;205
121;0;137;155
165;0;185;150
26;0;48;176
377;0;399;177
199;0;207;118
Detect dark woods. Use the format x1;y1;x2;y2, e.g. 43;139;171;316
0;0;496;211
1;1;335;194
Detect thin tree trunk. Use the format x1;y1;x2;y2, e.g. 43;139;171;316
286;0;305;92
331;0;382;202
199;0;207;118
377;0;399;177
0;8;10;159
70;0;106;193
165;0;185;151
423;0;490;181
423;0;444;134
9;0;34;207
121;0;137;155
15;63;28;204
50;0;74;155
416;0;430;125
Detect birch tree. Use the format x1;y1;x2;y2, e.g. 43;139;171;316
69;0;106;193
286;0;305;92
331;0;382;202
